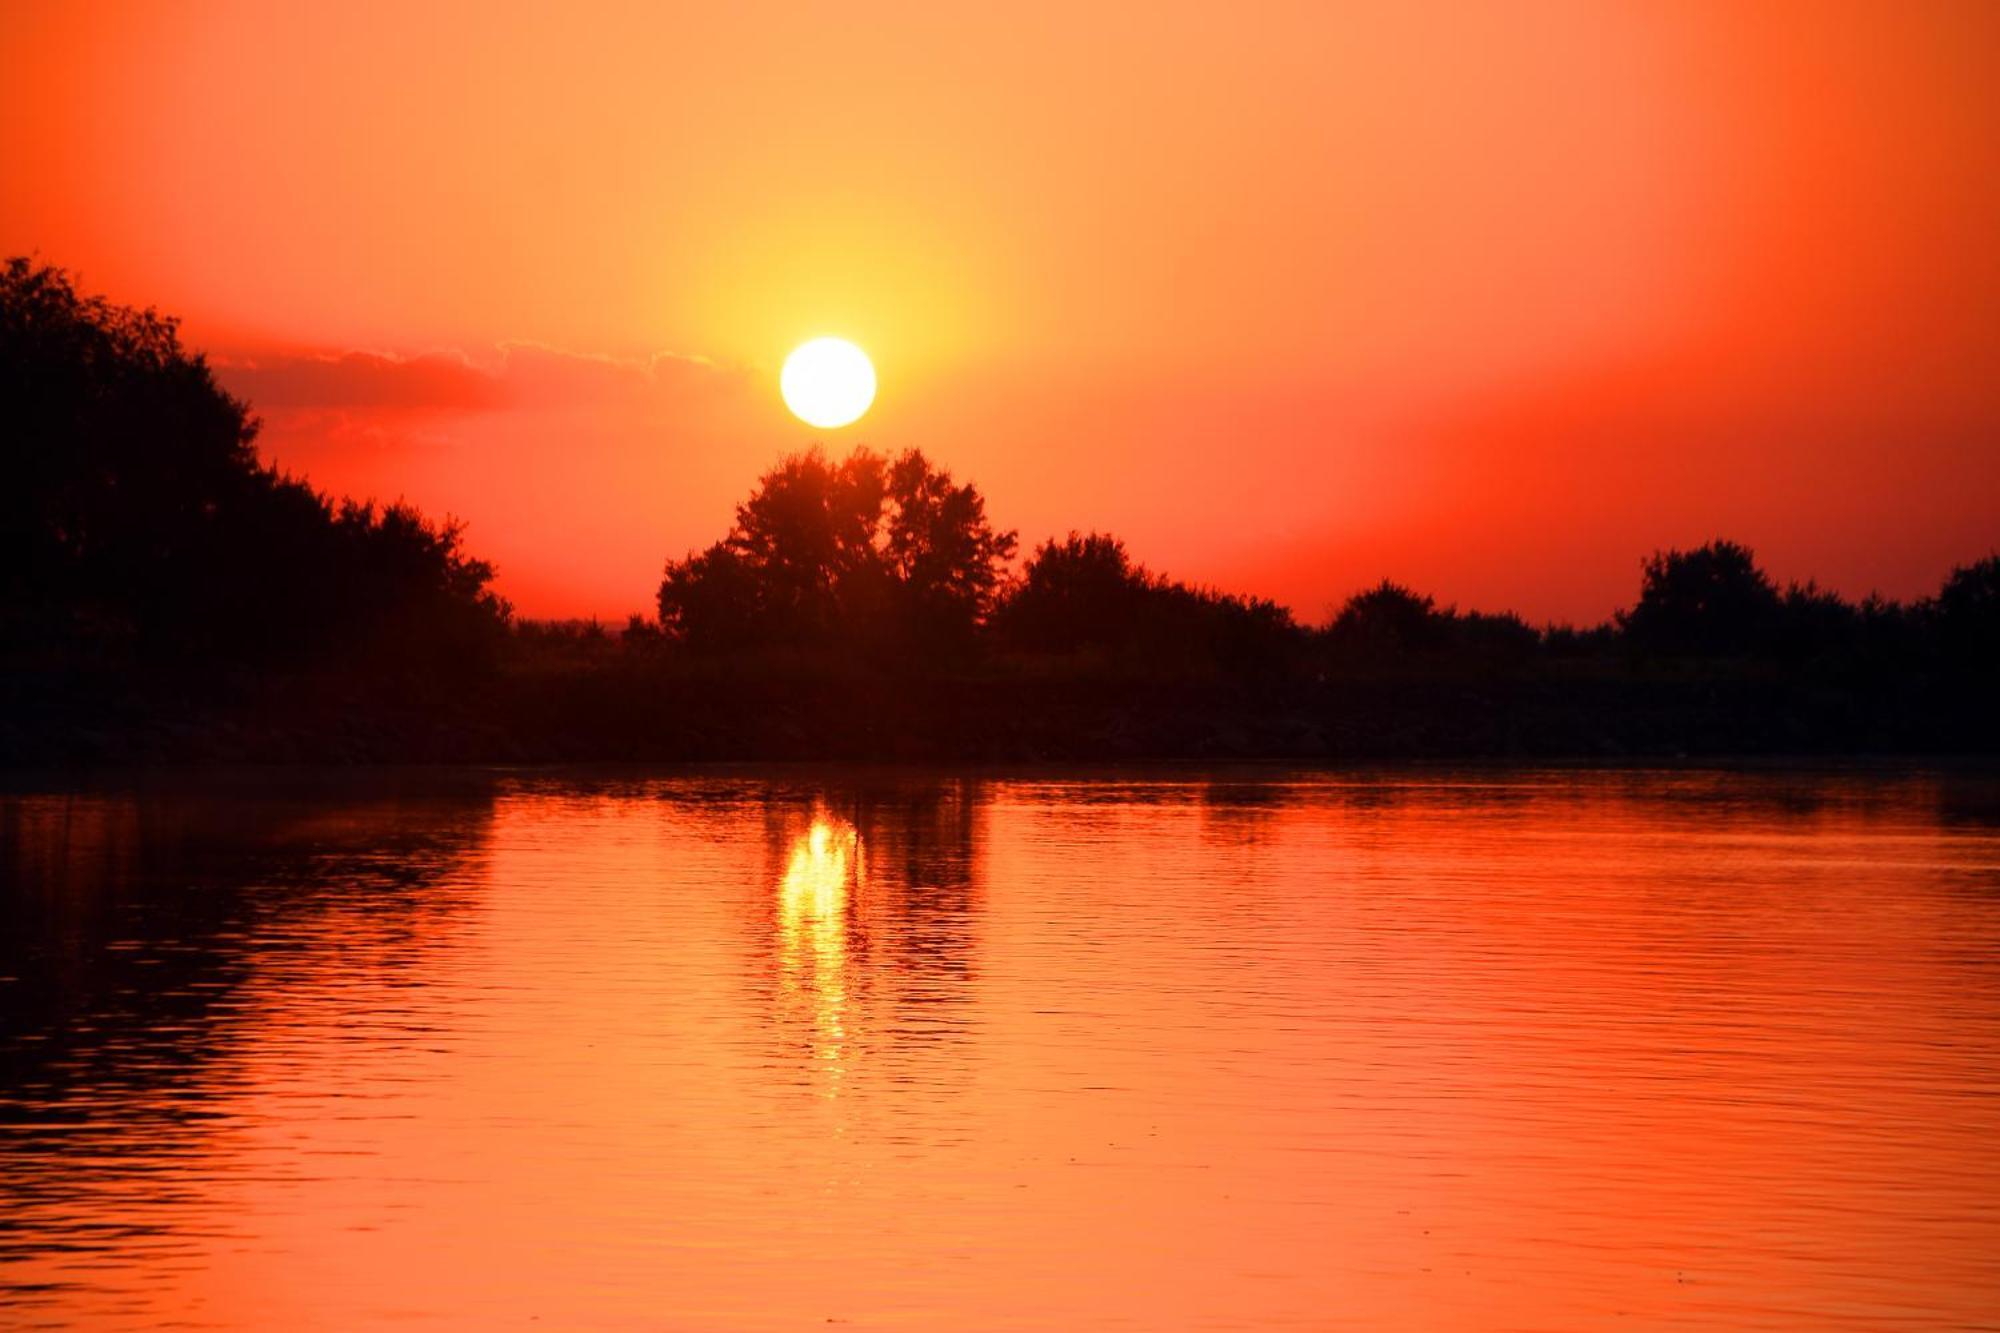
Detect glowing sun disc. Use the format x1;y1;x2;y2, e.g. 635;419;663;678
781;337;876;428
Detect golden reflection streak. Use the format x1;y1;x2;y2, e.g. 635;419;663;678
777;814;862;1095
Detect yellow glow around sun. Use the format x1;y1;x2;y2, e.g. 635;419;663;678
781;338;876;429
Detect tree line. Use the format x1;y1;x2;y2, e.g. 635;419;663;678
5;257;1995;708
647;440;1996;687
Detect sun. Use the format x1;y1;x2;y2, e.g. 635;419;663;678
781;337;876;429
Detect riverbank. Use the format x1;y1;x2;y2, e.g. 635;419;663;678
5;652;1990;765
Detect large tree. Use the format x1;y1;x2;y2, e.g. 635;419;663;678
0;258;507;667
658;446;1016;657
883;450;1017;647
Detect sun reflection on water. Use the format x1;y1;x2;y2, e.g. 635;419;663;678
778;813;863;1093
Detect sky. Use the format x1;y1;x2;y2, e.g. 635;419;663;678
3;0;1995;622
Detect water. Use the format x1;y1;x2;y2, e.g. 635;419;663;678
3;767;1998;1330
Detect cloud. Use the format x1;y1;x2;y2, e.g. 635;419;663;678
212;343;745;417
494;342;731;407
214;349;503;412
248;408;467;461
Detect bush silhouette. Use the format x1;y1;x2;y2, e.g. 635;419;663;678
989;531;1299;677
1327;580;1443;654
1320;582;1538;671
0;258;507;672
990;532;1150;654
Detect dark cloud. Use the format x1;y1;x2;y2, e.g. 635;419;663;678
215;350;503;412
213;344;744;416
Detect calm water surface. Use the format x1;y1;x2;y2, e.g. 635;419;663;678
2;767;1998;1330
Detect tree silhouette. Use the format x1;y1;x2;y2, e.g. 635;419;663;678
991;531;1297;676
726;446;888;647
1773;579;1861;662
1927;555;2000;676
884;450;1018;651
0;258;507;670
1328;580;1442;653
990;532;1150;654
1617;540;1781;657
11;258;1998;761
658;446;1016;657
2;257;259;647
1320;581;1537;671
657;542;765;655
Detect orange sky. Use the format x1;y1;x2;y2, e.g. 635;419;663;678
4;1;1995;621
